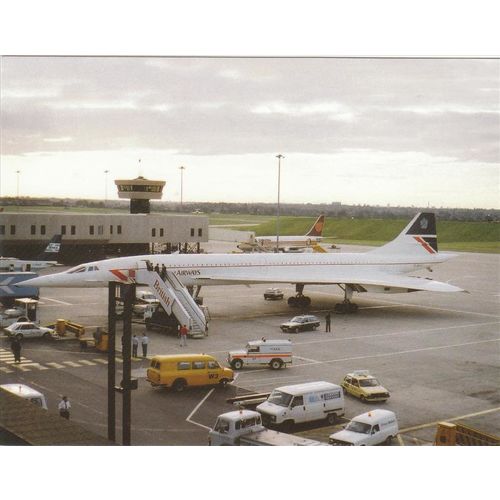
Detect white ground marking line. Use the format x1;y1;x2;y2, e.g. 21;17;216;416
12;363;49;371
92;358;108;364
291;320;500;348
360;297;500;319
399;406;500;433
39;297;74;306
186;388;215;431
5;359;33;364
292;338;500;368
45;362;66;369
77;359;97;366
207;320;500;356
294;355;321;363
243;338;500;374
11;364;35;372
235;374;307;385
62;361;82;368
0;367;13;373
396;435;405;446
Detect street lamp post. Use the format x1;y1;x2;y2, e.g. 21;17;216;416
275;155;284;253
104;170;109;201
16;170;21;198
179;166;186;209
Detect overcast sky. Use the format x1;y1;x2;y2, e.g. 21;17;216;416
1;56;499;208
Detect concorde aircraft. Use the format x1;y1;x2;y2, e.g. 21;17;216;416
0;234;63;272
18;214;465;313
237;214;325;252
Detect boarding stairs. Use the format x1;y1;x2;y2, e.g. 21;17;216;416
134;268;208;338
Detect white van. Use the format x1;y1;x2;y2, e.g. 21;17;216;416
329;409;398;446
257;381;344;429
0;383;48;410
227;339;292;370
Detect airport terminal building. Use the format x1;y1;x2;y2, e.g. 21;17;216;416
0;176;208;264
0;212;208;264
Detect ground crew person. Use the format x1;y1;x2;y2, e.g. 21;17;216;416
58;395;71;419
325;311;331;332
10;337;22;363
160;263;167;280
141;333;149;357
132;334;139;358
179;324;188;347
154;263;160;274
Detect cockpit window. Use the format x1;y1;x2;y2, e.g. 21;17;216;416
68;266;86;274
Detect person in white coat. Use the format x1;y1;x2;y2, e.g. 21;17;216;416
58;395;71;419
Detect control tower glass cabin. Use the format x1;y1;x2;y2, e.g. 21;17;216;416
115;177;166;214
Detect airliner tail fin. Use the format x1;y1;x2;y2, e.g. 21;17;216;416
36;234;62;260
370;213;439;256
305;215;325;237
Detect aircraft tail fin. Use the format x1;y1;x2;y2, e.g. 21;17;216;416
305;215;325;237
370;213;439;256
36;234;62;260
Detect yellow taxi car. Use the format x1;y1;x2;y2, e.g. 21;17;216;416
146;353;234;392
341;370;390;402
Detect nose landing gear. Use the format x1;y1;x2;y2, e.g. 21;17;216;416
334;284;359;314
287;284;311;308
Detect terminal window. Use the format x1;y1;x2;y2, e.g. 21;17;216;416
61;225;66;235
31;225;36;235
0;225;4;235
152;228;156;237
71;225;76;235
110;225;113;235
198;228;202;237
160;228;164;237
41;225;46;235
117;225;122;234
10;225;15;235
89;225;95;235
190;228;195;237
98;225;104;235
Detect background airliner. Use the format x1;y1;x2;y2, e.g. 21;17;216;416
19;214;464;313
237;214;325;252
0;234;62;272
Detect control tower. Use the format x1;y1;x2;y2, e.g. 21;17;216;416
114;176;166;214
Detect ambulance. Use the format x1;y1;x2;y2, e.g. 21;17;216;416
227;339;292;370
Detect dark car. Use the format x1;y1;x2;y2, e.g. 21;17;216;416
264;288;284;300
280;315;320;333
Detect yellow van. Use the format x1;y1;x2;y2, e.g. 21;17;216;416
147;354;234;392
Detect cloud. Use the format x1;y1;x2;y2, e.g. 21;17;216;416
1;57;499;164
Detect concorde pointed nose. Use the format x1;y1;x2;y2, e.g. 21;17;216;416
15;273;64;288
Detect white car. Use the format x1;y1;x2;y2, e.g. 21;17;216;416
133;290;160;316
264;288;284;300
5;322;55;340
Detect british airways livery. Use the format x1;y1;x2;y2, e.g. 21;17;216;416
18;214;465;313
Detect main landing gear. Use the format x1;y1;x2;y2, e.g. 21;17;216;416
334;285;359;314
287;284;311;308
